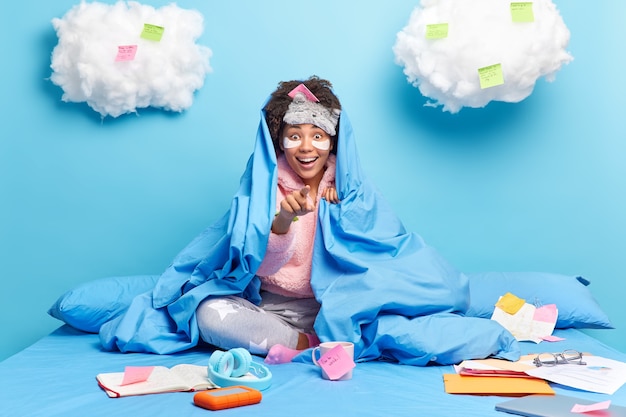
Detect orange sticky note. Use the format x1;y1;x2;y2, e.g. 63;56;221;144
495;292;526;315
121;366;154;386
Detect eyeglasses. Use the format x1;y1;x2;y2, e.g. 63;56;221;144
533;349;586;367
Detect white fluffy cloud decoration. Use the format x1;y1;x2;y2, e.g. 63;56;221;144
393;0;573;113
50;1;212;118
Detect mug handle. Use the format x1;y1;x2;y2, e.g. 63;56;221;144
311;346;321;366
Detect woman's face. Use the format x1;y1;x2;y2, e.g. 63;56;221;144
280;123;333;188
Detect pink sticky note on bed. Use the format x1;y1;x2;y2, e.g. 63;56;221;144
318;344;355;380
571;400;611;413
121;366;154;385
533;304;558;323
541;335;565;342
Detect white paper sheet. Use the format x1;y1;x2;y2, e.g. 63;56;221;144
524;355;626;395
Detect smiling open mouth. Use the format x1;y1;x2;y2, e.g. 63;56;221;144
297;157;318;164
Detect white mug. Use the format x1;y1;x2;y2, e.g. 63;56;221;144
311;341;354;381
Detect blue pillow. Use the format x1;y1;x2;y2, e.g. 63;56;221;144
465;272;612;329
294;313;521;365
48;275;159;333
369;313;522;365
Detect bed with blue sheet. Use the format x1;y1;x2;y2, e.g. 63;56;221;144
2;112;625;415
1;271;625;417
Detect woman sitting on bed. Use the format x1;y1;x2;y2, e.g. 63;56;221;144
196;76;342;364
100;75;518;366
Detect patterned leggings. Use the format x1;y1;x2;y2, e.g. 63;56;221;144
196;291;320;355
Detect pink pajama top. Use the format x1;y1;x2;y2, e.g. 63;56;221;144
256;153;337;298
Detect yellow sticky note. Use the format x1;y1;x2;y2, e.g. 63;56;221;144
478;63;504;89
510;2;534;23
495;292;526;315
141;23;164;41
425;23;449;39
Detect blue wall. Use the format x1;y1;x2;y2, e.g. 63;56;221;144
1;0;624;361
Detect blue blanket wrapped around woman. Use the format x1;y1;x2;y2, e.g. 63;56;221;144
100;108;520;365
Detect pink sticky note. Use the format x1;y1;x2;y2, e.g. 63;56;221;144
318;344;355;380
287;83;320;102
115;45;138;62
571;400;611;413
121;366;154;385
541;335;565;342
533;304;558;323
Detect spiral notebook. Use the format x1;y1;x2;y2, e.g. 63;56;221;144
495;394;626;417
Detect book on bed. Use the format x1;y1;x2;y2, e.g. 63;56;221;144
96;364;218;398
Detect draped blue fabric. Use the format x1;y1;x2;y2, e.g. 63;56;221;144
99;107;520;365
100;110;275;354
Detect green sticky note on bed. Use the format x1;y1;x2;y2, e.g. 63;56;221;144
425;23;449;39
510;2;534;22
478;63;504;89
141;23;164;41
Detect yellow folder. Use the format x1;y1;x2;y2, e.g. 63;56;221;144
443;374;555;396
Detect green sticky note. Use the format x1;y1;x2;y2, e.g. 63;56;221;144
140;23;165;41
478;64;504;89
425;23;449;39
510;2;534;22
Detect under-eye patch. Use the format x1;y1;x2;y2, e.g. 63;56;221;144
283;137;301;149
312;139;330;150
282;137;330;150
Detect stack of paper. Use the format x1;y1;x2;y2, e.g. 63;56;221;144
454;356;536;377
445;355;554;395
444;291;626;396
446;354;626;396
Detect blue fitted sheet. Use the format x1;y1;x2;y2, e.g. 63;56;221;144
1;326;625;417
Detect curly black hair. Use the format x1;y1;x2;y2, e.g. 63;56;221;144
264;76;342;154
